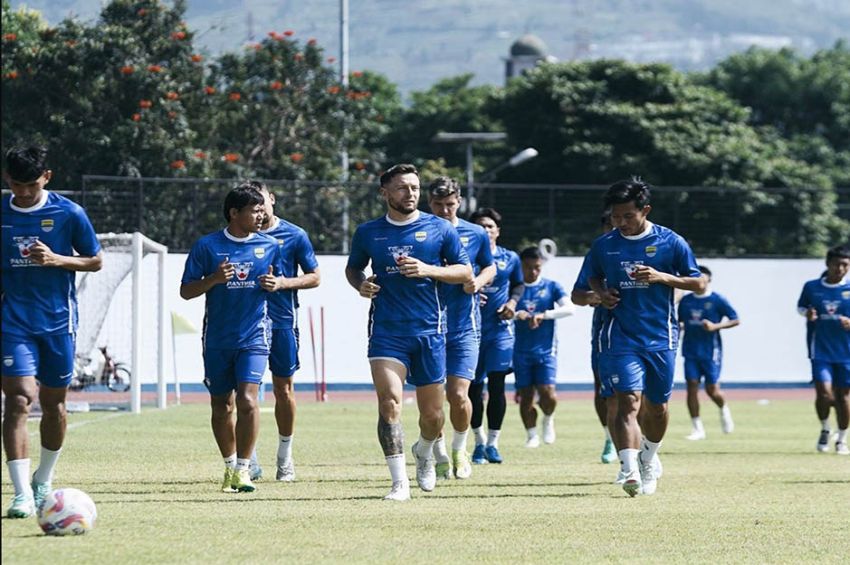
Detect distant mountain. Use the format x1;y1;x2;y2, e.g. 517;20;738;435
11;0;850;96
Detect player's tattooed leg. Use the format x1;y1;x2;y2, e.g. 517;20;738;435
378;415;404;456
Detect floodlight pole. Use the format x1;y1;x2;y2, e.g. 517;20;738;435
432;132;507;213
340;0;350;253
466;143;475;210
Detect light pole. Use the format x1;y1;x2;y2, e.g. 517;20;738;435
432;132;507;213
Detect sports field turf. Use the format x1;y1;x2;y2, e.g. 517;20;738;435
2;395;848;564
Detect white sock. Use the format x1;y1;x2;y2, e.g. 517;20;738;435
838;429;848;443
386;454;407;484
7;459;33;497
641;438;662;463
618;449;640;474
821;419;831;432
433;435;449;463
721;405;732;418
692;417;704;431
473;426;486;446
542;413;554;428
414;436;436;459
277;435;293;463
235;458;251;471
33;446;62;484
451;428;469;452
603;426;612;442
527;426;538;439
223;453;237;469
487;429;501;448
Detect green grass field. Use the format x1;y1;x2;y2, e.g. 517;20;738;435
2;396;848;564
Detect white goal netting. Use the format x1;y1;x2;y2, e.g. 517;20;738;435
75;233;167;412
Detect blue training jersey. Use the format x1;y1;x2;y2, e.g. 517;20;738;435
797;277;850;362
181;229;282;350
677;291;739;361
261;217;319;329
572;251;610;349
347;212;470;338
588;223;701;352
514;278;566;356
441;218;493;334
480;246;522;339
2;191;101;336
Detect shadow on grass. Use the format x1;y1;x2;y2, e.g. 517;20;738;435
783;479;850;484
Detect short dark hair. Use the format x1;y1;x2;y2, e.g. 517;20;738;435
223;184;264;222
5;145;49;183
520;246;542;261
244;179;268;192
600;208;612;226
698;265;712;278
428;176;461;199
826;245;850;263
380;164;418;187
469;207;502;227
604;177;651;210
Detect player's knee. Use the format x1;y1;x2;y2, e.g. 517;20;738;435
419;404;443;427
378;397;401;421
446;386;469;407
4;391;34;417
274;379;294;401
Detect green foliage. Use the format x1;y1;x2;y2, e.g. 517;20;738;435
495;59;848;255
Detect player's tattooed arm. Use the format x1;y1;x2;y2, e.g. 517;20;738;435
377;416;404;456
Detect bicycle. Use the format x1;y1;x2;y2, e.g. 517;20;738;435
70;346;132;392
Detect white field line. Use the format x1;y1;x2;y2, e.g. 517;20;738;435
28;411;129;437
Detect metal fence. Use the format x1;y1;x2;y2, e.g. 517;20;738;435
71;175;850;256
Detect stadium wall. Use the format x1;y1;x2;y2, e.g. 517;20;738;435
157;255;820;387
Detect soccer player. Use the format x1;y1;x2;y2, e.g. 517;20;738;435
252;182;320;482
180;184;284;493
345;164;472;501
469;207;524;464
588;178;705;496
797;246;850;455
427;178;495;479
513;247;575;448
2;146;103;518
571;210;618;464
678;265;740;440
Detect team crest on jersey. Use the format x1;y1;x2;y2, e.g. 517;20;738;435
3;356;12;367
414;231;427;242
621;261;643;280
645;245;657;257
13;236;38;257
523;300;537;313
277;238;285;246
388;245;413;262
535;288;548;298
843;291;850;300
41;219;54;232
254;247;265;258
234;262;253;281
460;236;470;246
704;303;713;309
497;260;507;270
824;300;840;315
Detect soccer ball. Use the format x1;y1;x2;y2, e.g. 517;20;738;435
37;488;97;536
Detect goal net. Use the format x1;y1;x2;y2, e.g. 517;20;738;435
74;233;167;413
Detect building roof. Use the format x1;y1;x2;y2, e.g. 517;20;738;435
510;34;548;57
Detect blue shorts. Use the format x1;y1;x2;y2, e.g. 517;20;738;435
445;329;479;381
684;358;721;385
269;328;300;378
811;360;850;388
474;330;515;383
599;350;676;405
203;348;268;396
368;334;446;387
514;352;557;389
1;333;75;388
592;349;614;399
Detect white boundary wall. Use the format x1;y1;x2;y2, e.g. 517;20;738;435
158;254;820;386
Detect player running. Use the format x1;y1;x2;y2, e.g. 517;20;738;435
345;164;472;501
678;265;740;440
2;146;103;518
513;247;575;448
797;245;850;455
588;178;705;496
180;184;284;494
469;208;524;464
427;177;495;479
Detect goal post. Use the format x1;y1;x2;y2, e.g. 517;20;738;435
75;232;168;413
